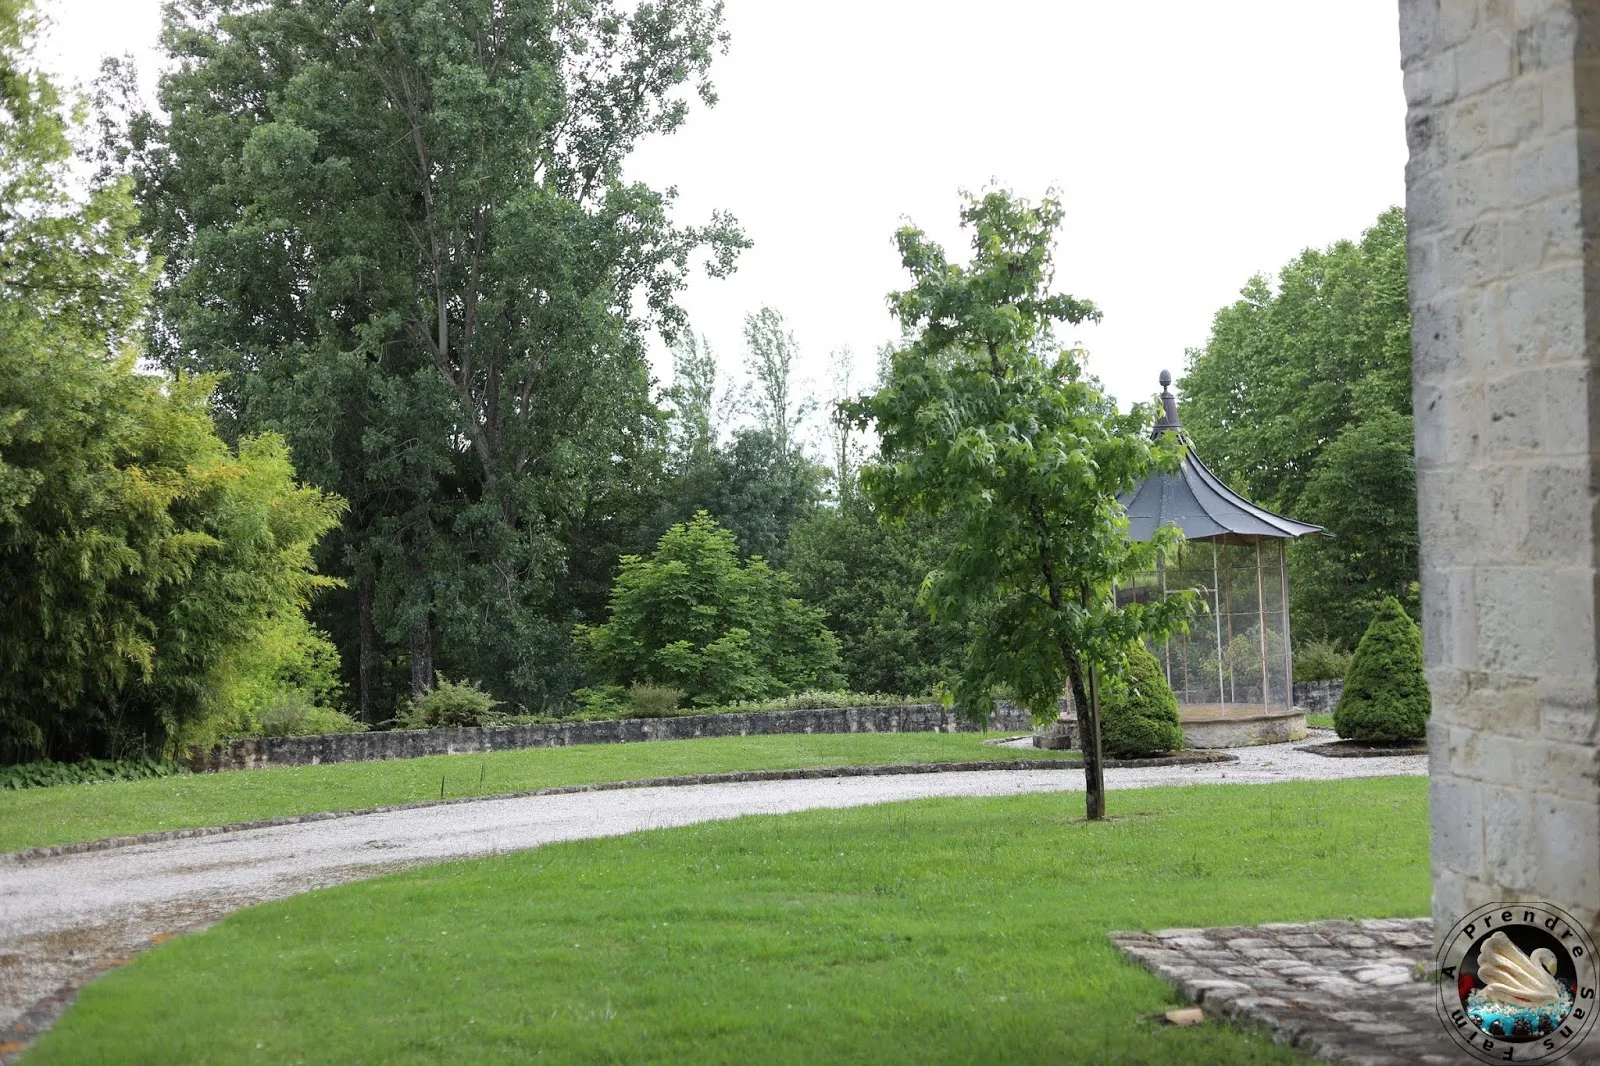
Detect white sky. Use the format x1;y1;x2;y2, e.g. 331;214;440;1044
38;0;1406;428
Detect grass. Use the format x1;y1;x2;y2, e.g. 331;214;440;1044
1306;712;1335;729
22;777;1429;1065
0;732;1071;853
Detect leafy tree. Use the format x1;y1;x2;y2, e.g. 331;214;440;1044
741;306;812;457
1334;597;1430;744
786;491;969;695
1180;209;1414;649
129;0;746;717
576;513;842;706
1292;411;1419;645
1180;208;1410;516
0;0;343;762
1099;646;1184;758
663;332;721;470
849;190;1196;819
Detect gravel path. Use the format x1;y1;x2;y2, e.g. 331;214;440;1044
0;734;1423;1054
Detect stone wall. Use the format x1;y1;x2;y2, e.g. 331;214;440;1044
1399;0;1600;939
1292;679;1344;714
188;702;1035;772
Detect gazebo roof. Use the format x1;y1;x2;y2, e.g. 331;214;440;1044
1119;371;1326;544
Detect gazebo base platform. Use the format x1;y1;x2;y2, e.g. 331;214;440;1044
1178;704;1307;748
1030;704;1308;751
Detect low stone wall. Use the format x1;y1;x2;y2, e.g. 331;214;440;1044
189;702;1036;772
1292;679;1344;714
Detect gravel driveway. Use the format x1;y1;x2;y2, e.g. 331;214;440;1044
0;735;1423;1055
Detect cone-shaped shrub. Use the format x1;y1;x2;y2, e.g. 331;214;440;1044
1334;597;1430;743
1100;645;1185;757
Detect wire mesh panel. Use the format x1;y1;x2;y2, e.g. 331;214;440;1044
1121;538;1293;714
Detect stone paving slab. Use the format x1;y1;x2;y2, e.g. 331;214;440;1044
1112;918;1600;1064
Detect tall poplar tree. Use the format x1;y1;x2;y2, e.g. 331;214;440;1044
130;0;746;715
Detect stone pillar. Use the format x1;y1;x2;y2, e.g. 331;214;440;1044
1401;0;1600;939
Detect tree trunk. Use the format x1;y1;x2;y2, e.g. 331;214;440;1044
358;582;379;724
409;615;434;697
1065;646;1106;821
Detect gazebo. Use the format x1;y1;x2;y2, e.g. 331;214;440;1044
1115;371;1325;717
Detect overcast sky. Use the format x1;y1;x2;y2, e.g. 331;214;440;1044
38;0;1406;428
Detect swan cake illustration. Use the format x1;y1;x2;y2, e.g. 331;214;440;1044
1462;931;1574;1039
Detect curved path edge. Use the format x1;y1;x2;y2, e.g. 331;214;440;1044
0;742;1420;1064
0;752;1232;865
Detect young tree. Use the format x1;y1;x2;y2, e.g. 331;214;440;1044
825;344;869;499
664;332;721;469
849;190;1195;820
576;512;841;706
741;306;812;457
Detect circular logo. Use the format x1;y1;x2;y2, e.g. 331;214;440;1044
1436;903;1599;1063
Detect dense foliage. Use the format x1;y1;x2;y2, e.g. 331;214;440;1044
849;190;1197;819
1180;209;1416;650
0;0;343;762
1292;640;1352;684
397;677;503;730
127;0;746;719
0;756;188;791
1099;646;1185;758
785;491;969;695
1334;597;1430;744
577;513;842;706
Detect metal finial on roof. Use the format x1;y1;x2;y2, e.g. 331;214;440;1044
1154;369;1180;433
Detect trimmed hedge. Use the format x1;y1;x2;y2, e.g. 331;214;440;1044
1334;597;1430;744
1100;646;1185;757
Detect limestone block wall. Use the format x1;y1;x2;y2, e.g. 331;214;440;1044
1399;0;1600;937
1292;679;1345;714
189;702;1036;772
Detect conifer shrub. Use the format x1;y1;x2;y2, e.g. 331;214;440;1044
1333;597;1430;744
1099;645;1185;757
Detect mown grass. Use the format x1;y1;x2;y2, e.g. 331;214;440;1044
25;777;1429;1066
0;732;1069;853
1306;712;1336;729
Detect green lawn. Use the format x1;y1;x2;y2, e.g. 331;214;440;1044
24;777;1429;1065
1307;712;1335;729
0;732;1071;853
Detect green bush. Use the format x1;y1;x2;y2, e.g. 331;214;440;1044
1099;646;1185;758
524;689;932;726
627;684;684;719
1334;597;1430;744
255;698;366;738
576;512;843;706
1294;640;1352;683
398;676;503;729
1;757;187;791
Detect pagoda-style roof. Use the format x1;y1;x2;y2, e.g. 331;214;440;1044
1119;371;1325;545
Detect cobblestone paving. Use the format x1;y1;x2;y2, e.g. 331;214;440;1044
1111;919;1474;1064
